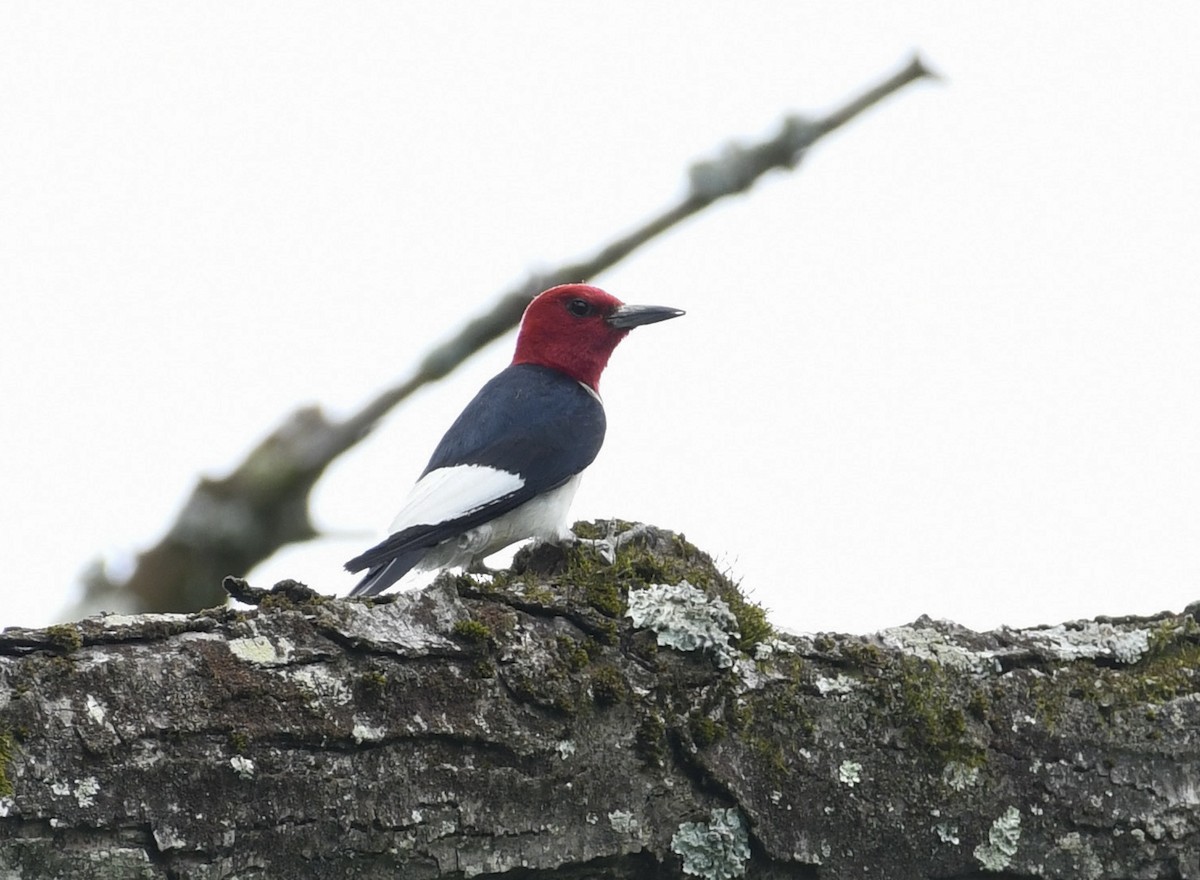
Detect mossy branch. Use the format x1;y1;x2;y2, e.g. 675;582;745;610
2;524;1198;878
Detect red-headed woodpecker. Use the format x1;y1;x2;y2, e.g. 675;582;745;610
345;283;684;596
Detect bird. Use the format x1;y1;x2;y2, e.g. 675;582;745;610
345;283;684;596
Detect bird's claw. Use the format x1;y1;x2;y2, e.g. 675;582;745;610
570;520;651;565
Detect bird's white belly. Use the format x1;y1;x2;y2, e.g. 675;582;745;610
418;473;582;571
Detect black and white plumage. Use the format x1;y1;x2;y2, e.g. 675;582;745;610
345;283;683;596
345;364;604;595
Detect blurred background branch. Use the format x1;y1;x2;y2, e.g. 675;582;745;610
72;55;935;618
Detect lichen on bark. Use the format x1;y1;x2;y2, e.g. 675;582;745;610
1;523;1197;879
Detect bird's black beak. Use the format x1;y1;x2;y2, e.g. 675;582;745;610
606;303;686;329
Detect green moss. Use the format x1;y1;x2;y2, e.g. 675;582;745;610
553;694;579;715
966;687;992;721
689;715;726;748
502;660;576;715
812;634;836;653
888;656;985;767
556;544;630;616
842;639;887;670
1015;625;1200;736
0;729;14;797
719;589;771;652
361;670;388;689
593;619;619;645
235;579;330;613
557;636;591;672
735;665;815;781
590;665;627;706
1025;674;1067;731
584;580;624;616
1146;616;1199;655
453;618;493;647
635;713;666;768
1035;619;1200;720
671;532;699;556
568;523;774;659
751;680;814;738
358;670;389;703
724;696;750;732
1106;639;1200;707
471;660;495;679
452;572;479;591
571;520;632;540
45;624;82;653
522;584;556;605
228;731;250;754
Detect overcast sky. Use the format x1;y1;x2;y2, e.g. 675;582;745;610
3;4;1198;635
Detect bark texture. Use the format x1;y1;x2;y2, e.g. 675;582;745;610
3;525;1199;879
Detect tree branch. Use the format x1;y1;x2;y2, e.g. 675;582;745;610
76;55;936;617
6;525;1198;878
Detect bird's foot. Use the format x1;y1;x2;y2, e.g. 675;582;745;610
570;520;652;565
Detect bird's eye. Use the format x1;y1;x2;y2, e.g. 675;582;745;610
566;298;593;317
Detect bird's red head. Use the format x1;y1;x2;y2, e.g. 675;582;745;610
512;284;684;391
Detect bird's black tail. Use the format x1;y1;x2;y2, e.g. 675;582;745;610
346;536;432;597
345;523;436;596
347;552;423;597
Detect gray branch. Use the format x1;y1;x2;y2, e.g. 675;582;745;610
4;525;1198;878
73;55;936;618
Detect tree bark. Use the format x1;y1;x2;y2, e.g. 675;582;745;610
5;525;1198;879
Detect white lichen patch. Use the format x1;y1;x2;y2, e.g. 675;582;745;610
85;694;107;725
815;674;858;696
838;760;862;787
45;697;76;725
1019;622;1150;664
626;581;739;669
153;823;188;851
227;634;292;666
671;808;751;880
974;806;1021;870
229;756;255;779
936;823;960;845
131;740;165;769
753;637;797;660
352;720;387;744
556;740;576;760
73;777;100;807
1054;831;1103;880
608;810;640;835
942;761;981;791
877;623;989;671
287;664;352;705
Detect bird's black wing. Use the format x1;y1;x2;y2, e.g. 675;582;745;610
345;364;605;595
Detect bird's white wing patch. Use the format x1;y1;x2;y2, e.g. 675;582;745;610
388;465;525;533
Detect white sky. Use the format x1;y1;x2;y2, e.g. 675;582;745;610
2;4;1198;635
